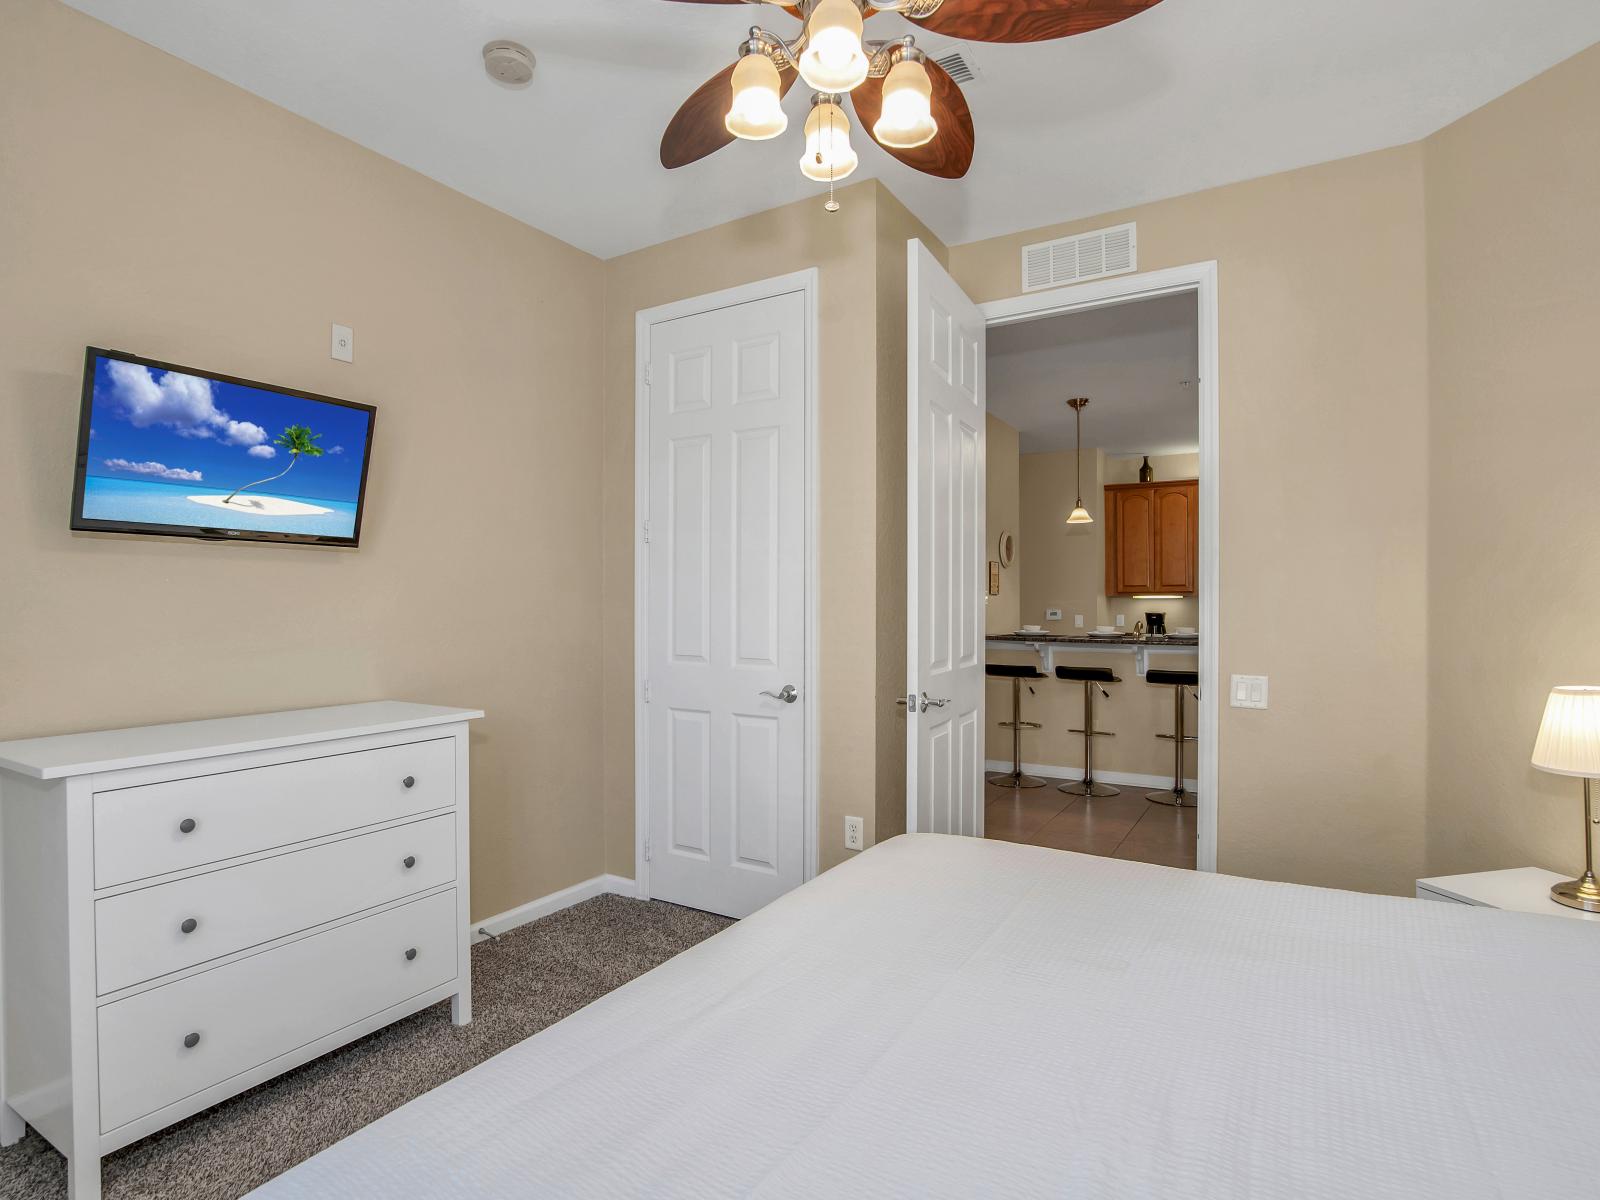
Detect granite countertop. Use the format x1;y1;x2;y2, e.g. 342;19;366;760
988;632;1199;647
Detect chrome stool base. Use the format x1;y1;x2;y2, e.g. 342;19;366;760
1061;779;1121;798
1145;786;1196;808
989;770;1048;789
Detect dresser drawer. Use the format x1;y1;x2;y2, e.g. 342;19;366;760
94;814;456;995
98;888;458;1133
93;737;455;887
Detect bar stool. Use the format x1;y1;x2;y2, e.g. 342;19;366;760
1055;666;1120;797
1146;669;1199;807
986;664;1049;789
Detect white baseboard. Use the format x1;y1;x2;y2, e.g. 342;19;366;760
984;759;1198;794
472;873;639;943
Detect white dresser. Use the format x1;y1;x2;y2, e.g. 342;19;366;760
0;701;482;1200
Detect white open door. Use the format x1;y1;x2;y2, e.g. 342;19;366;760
906;239;986;836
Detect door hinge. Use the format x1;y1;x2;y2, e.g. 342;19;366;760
643;678;651;704
642;520;651;544
644;365;652;387
644;835;652;863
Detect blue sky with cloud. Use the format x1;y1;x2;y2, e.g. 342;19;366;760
86;356;372;503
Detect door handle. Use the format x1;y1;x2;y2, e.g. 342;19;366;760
919;692;950;709
760;684;799;704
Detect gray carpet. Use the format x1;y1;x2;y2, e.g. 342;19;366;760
0;894;732;1200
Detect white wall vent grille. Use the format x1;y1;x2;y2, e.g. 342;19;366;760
1021;222;1137;292
932;50;978;84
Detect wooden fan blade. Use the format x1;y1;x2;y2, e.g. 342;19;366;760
905;0;1165;43
661;60;799;169
850;59;973;179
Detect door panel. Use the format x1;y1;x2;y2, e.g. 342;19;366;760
646;289;807;917
907;240;987;837
1153;483;1197;594
1113;488;1155;594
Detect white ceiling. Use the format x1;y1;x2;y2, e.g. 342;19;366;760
61;1;1600;259
988;293;1198;456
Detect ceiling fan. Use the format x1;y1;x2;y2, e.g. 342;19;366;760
660;0;1166;198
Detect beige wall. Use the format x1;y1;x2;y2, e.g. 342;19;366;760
1424;44;1600;878
0;0;607;922
984;415;1022;636
953;147;1433;894
599;181;946;876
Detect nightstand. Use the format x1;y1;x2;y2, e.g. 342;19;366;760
1416;867;1600;921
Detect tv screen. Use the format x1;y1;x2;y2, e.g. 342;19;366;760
71;348;376;547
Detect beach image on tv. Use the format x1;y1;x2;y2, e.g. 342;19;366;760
80;356;371;539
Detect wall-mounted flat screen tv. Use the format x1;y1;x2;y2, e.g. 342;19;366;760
71;348;376;547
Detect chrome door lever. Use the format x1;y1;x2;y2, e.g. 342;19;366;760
760;684;800;704
919;692;950;709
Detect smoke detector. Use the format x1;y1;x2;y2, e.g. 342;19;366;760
482;41;535;89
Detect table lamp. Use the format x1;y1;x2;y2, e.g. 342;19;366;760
1531;685;1600;911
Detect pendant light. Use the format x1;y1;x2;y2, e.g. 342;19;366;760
726;47;788;141
799;95;858;183
873;53;938;149
798;0;869;93
1066;397;1094;526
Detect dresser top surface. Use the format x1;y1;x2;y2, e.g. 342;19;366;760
0;701;484;780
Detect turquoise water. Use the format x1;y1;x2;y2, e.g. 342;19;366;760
81;475;359;539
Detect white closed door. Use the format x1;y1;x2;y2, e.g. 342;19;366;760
906;239;987;836
644;288;809;918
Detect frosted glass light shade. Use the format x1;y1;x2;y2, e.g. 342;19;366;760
798;0;868;92
874;58;938;149
1532;686;1600;776
799;101;858;182
1066;506;1094;525
726;53;788;140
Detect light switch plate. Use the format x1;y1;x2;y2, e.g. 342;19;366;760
1046;609;1063;621
331;323;354;363
1073;614;1084;628
1115;614;1125;628
1231;675;1269;709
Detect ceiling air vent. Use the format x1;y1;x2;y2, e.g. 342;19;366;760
932;49;978;84
1021;222;1138;292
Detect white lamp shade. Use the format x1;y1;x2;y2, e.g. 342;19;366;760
1531;686;1600;777
1066;506;1094;526
873;58;938;149
799;101;858;182
798;0;868;92
726;53;788;140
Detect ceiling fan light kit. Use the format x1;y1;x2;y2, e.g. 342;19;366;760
663;0;1167;205
726;47;790;139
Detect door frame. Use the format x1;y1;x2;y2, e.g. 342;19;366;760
633;268;821;900
979;261;1221;874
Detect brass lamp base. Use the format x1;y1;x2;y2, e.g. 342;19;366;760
1551;873;1600;912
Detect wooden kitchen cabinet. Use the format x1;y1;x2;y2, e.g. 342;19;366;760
1105;479;1198;595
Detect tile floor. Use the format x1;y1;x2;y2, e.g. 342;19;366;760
984;774;1197;870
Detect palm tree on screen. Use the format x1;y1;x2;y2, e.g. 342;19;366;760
223;425;324;504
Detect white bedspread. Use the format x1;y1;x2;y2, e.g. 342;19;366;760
253;835;1600;1198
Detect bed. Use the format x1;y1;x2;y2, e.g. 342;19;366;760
252;834;1600;1198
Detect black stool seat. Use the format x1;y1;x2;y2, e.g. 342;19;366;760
1147;669;1198;687
1056;666;1120;684
987;664;1047;679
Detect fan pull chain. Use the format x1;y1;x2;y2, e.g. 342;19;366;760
824;102;840;214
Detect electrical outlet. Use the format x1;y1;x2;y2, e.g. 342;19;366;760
1231;675;1269;709
844;816;865;852
331;323;354;363
1046;608;1063;621
1115;614;1125;628
1074;614;1084;628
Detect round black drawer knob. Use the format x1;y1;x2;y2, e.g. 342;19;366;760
402;856;417;870
402;776;416;789
183;1033;201;1049
178;818;197;834
180;918;199;935
404;948;418;962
